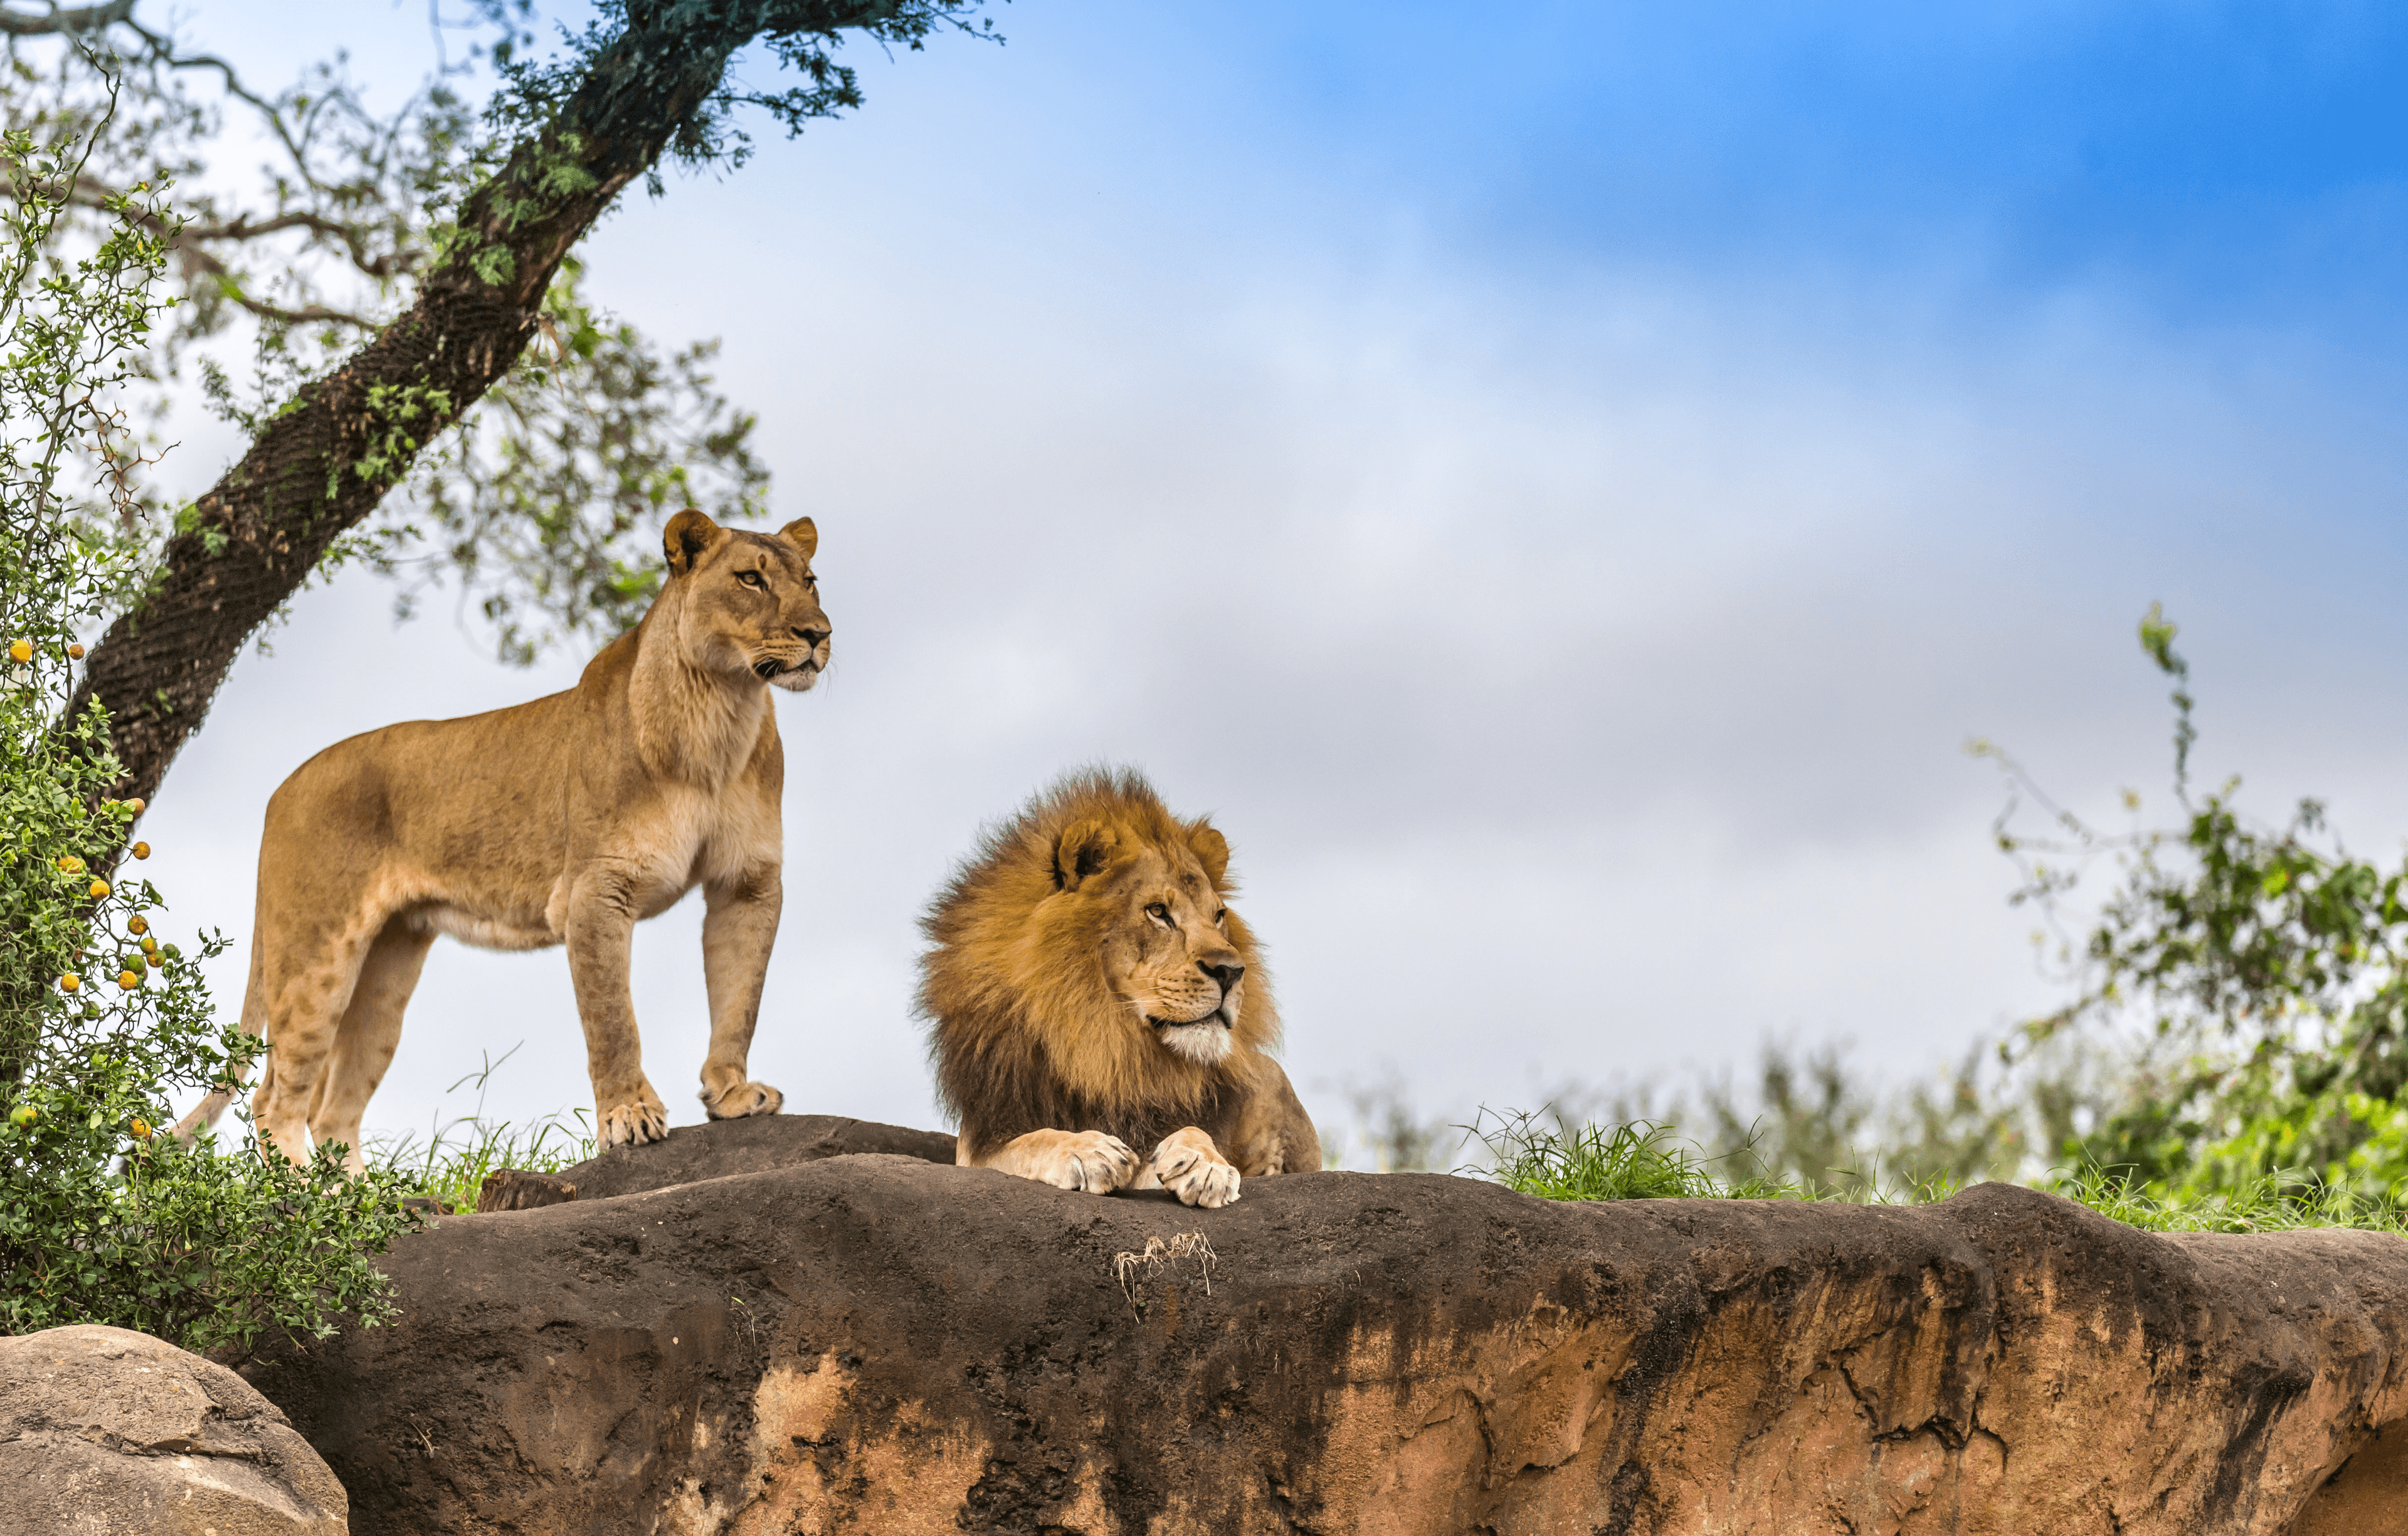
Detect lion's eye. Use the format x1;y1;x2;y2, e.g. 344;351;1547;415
1215;908;1228;925
736;570;765;589
1145;902;1171;925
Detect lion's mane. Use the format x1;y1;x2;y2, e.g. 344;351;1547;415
918;767;1281;1162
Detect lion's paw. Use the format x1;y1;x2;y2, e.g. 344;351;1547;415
1151;1127;1241;1209
599;1092;669;1149
701;1079;784;1120
1036;1130;1141;1194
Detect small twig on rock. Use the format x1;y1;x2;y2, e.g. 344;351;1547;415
1111;1231;1218;1317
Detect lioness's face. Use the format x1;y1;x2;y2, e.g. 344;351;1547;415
663;510;831;692
1095;846;1249;1068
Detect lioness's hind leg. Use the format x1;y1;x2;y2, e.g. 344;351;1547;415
251;896;394;1165
307;917;435;1176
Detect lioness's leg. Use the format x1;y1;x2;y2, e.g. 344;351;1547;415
1134;1125;1242;1209
305;917;435;1176
966;1130;1143;1194
564;871;668;1148
698;868;784;1120
250;920;379;1165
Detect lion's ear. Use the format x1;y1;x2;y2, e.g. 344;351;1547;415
778;516;818;561
1188;823;1231;886
1054;819;1123;892
663;508;724;576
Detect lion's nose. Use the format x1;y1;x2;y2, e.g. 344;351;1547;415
791;624;828;648
1201;961;1245;996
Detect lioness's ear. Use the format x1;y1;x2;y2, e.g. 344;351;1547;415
663;508;723;576
1188;823;1231;886
778;516;818;562
1054;818;1122;892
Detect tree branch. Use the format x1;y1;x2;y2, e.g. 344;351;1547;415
65;0;969;832
0;1;134;37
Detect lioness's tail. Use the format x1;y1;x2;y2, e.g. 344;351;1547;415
169;943;269;1145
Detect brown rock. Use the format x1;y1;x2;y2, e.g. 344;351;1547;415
475;1168;579;1212
0;1323;347;1535
245;1118;2408;1535
549;1110;954;1201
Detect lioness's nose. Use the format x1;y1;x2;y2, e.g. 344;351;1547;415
791;624;828;648
1202;961;1245;994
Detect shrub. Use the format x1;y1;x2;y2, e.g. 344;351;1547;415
0;83;414;1355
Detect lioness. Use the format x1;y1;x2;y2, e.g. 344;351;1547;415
917;769;1320;1208
172;508;830;1168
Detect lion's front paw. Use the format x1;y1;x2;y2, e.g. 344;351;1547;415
1034;1130;1141;1194
1151;1127;1241;1209
701;1079;784;1120
599;1086;668;1149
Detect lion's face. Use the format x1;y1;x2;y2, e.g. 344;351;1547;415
662;508;831;692
1079;836;1250;1068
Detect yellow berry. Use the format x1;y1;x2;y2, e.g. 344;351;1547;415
58;974;80;993
7;639;30;663
130;842;150;860
8;1106;34;1127
129;1117;151;1140
127;799;145;816
87;880;109;899
127;916;147;935
140;936;158;955
66;643;83;659
117;970;139;990
55;855;83;875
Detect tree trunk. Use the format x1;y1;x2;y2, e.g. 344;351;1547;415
63;1;917;839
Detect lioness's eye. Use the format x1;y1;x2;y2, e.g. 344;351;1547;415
1145;902;1171;924
736;570;764;589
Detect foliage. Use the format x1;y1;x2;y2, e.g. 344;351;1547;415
363;1046;596;1212
1472;1112;2403;1234
1980;606;2408;1202
0;82;413;1355
0;5;777;663
482;0;999;194
1469;1111;1767;1201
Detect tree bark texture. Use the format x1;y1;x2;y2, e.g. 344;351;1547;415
63;1;913;832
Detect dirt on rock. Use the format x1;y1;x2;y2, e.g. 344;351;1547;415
245;1114;2408;1535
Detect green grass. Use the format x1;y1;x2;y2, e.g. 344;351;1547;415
367;1110;596;1212
359;1047;596;1211
1472;1109;2407;1234
2051;1163;2408;1234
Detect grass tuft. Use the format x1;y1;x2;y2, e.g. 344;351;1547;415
359;1045;596;1211
1472;1108;2408;1234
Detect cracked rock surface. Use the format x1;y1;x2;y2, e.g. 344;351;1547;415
0;1323;347;1535
245;1114;2408;1535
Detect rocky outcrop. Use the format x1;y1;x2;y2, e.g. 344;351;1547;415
1;1323;348;1535
246;1115;2408;1535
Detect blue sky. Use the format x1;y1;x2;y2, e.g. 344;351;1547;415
141;1;2408;1160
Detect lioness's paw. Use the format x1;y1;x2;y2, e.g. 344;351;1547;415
600;1096;669;1149
1151;1128;1241;1209
701;1080;784;1120
1037;1131;1141;1194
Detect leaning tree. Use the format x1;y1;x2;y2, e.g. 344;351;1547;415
4;0;992;843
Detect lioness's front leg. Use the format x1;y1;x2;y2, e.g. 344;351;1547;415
1135;1125;1242;1208
699;867;784;1120
564;871;668;1149
966;1130;1143;1194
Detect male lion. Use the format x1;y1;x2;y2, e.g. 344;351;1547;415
918;769;1320;1208
172;508;830;1169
